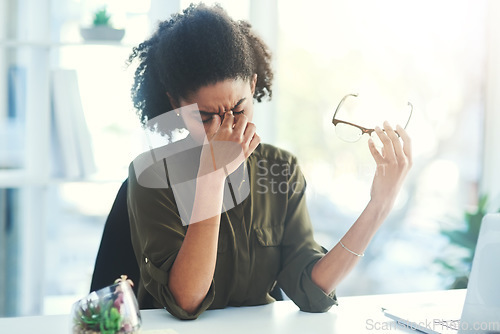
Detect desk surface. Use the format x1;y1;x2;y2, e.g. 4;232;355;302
0;289;466;334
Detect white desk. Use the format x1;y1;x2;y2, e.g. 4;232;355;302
0;289;466;334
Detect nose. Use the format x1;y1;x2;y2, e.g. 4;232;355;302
218;108;229;121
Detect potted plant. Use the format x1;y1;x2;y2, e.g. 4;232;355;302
72;276;141;333
435;195;500;289
80;7;125;42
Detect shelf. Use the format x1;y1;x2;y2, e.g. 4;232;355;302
0;40;136;48
0;169;128;187
0;169;59;187
50;172;127;184
0;169;30;187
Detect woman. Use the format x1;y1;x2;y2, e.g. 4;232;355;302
127;3;411;320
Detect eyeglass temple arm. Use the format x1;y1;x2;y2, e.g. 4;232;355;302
332;93;358;123
333;94;413;130
403;102;413;130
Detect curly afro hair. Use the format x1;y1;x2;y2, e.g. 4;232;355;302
128;3;273;128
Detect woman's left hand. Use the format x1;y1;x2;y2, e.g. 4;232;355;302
368;121;412;210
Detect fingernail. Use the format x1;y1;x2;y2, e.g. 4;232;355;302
383;120;391;128
375;126;381;131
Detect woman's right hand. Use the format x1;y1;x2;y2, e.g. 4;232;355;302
198;111;260;177
367;122;412;212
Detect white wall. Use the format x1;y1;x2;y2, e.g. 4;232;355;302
249;0;278;145
0;0;8;119
482;0;500;210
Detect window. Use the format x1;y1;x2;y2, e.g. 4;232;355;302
275;0;486;294
43;0;153;315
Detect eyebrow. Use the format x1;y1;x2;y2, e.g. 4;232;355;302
231;98;246;111
198;98;246;115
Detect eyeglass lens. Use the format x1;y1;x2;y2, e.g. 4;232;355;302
334;123;363;142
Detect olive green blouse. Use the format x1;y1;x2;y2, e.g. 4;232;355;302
127;142;337;320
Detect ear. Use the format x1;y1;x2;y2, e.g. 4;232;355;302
166;92;179;110
250;74;257;95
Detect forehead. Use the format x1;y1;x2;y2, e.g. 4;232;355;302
182;78;250;109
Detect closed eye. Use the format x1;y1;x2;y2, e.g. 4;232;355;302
201;110;245;123
199;111;215;123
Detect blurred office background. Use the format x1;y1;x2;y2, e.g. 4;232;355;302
1;0;499;317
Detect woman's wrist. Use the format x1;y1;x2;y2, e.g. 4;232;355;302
367;197;394;222
196;167;227;188
187;168;226;225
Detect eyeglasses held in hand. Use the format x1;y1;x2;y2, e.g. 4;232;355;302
331;93;413;143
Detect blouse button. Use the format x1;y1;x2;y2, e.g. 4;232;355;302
144;257;149;264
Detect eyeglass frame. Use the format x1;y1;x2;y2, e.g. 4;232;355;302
331;93;413;139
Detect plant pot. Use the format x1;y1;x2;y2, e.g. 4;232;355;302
71;280;141;333
80;26;125;42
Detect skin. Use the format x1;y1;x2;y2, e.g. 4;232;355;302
310;122;412;293
167;76;260;313
166;77;412;314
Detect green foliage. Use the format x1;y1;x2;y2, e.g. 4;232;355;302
74;295;122;333
436;194;500;288
100;301;122;334
93;7;111;26
76;299;102;329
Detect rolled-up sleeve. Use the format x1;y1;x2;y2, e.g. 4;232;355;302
128;162;215;320
276;158;338;312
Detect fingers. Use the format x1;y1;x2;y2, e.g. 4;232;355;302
396;124;412;165
374;125;396;162
247;133;261;157
211;111;259;156
368;138;384;164
218;111;248;140
243;122;256;145
242;122;260;157
220;110;235;130
205;114;221;139
383;121;405;163
230;113;259;158
232;113;248;137
372;121;412;168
